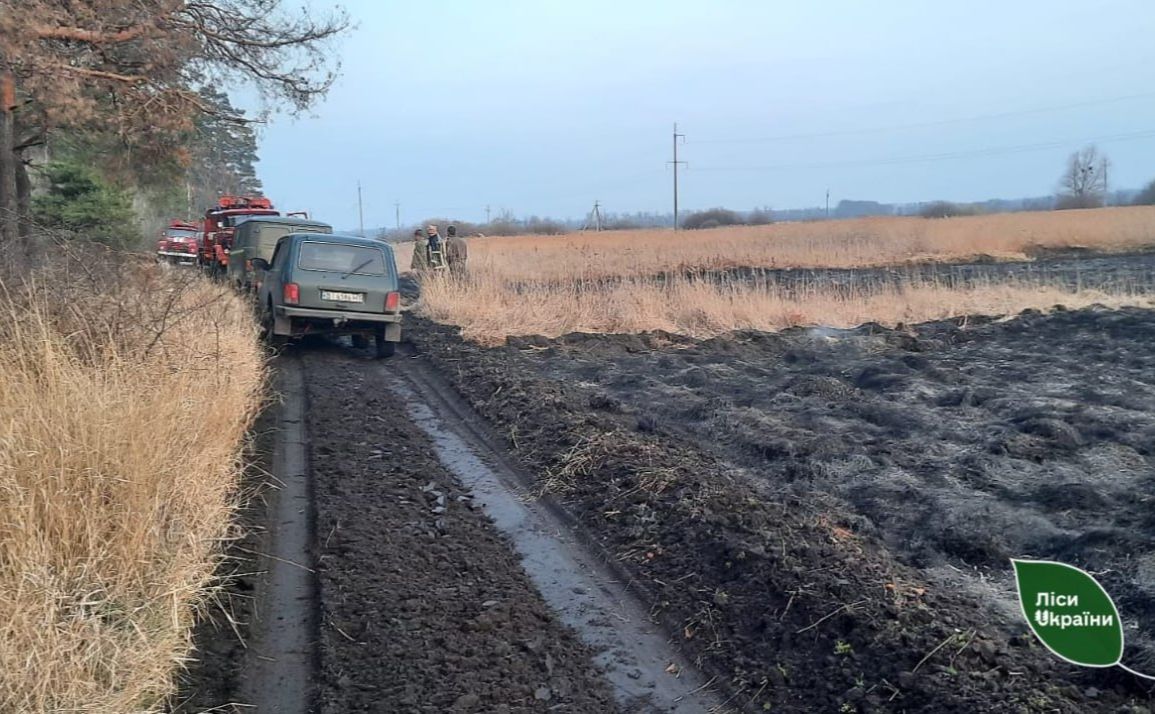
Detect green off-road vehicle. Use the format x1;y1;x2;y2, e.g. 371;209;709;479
252;233;402;358
229;216;332;292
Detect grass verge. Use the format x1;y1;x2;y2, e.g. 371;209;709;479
0;251;264;712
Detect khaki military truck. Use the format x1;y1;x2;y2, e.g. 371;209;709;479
229;216;332;292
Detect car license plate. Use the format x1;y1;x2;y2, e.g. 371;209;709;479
321;290;364;303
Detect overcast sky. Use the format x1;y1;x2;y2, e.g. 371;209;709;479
253;0;1155;229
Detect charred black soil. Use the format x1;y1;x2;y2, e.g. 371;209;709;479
301;352;620;713
409;304;1155;713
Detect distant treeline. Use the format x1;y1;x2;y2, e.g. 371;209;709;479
369;176;1155;239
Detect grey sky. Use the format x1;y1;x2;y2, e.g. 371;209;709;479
254;0;1155;228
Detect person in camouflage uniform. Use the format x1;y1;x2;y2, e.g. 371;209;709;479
410;228;431;272
445;225;469;275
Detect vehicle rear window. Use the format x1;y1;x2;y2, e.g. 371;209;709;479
298;242;387;275
166;229;198;238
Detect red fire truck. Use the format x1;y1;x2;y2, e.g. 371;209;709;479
156;220;202;265
199;195;279;276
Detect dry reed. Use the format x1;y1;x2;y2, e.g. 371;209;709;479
407;208;1155;343
0;255;264;712
397;206;1155;282
420;268;1154;343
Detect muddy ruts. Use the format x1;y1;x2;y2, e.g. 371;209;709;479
175;406;280;712
408;313;1155;713
300;351;618;713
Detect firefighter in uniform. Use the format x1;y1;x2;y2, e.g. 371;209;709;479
410;228;431;272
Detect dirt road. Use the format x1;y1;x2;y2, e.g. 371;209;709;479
180;342;725;713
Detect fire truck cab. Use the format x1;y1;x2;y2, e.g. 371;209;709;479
156;220;202;265
200;195;279;276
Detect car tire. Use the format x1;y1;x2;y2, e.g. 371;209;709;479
261;303;287;351
375;332;396;359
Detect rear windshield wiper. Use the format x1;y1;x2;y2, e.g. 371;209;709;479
341;259;372;279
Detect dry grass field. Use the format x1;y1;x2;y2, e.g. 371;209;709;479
407;207;1155;342
398;206;1155;282
420;271;1153;342
0;260;264;712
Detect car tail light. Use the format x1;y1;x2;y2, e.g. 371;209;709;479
384;291;400;312
284;283;300;305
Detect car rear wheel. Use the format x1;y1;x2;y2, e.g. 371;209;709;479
375;331;395;359
261;303;287;350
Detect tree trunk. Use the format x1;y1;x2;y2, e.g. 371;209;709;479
15;157;31;239
0;72;18;245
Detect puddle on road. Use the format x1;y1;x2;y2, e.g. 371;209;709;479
384;368;719;713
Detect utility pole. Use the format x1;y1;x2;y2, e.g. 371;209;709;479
592;200;603;231
394;201;400;230
668;123;686;231
825;188;830;220
485;205;491;224
357;181;365;237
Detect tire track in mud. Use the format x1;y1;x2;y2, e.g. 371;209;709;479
237;356;320;714
301;348;658;712
382;349;721;712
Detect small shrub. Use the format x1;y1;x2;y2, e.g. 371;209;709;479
1055;194;1104;211
919;201;979;219
682;207;744;230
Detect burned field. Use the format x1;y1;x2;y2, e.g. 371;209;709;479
410;271;1155;711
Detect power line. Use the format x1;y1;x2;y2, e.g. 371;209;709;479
692;128;1155;173
690;91;1155;145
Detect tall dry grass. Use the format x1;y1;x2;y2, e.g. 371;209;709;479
408;208;1155;342
0;251;264;712
420;268;1154;343
398;206;1155;282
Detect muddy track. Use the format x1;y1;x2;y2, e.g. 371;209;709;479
176;405;280;713
385;347;721;711
183;348;724;713
299;345;722;712
238;358;319;713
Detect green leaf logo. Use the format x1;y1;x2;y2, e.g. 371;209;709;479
1011;559;1123;667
